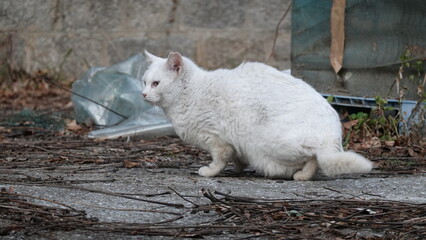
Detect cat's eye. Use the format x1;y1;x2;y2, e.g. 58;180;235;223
152;81;160;88
143;81;146;86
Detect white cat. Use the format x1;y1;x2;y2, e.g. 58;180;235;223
141;51;373;180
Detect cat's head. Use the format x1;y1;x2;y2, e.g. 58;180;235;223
142;51;184;104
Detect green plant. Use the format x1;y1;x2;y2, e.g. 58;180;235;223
342;48;426;147
397;48;426;135
369;96;399;140
343;97;399;147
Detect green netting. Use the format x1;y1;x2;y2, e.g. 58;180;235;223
291;0;426;70
3;109;65;131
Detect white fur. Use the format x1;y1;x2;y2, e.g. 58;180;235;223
142;51;373;180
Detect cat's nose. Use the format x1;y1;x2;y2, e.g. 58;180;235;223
142;93;147;98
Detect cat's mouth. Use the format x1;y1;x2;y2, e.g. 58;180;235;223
142;95;160;105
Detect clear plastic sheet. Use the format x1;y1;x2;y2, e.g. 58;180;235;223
71;54;175;139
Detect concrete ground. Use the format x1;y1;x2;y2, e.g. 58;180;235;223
0;135;425;239
1;163;425;239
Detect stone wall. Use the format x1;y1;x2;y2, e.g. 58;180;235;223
0;0;292;79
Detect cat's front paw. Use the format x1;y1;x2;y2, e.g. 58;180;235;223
198;166;219;177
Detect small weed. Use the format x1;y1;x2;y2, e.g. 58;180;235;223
343;97;399;147
398;48;426;136
343;49;426;151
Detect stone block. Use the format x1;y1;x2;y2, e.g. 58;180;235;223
269;33;292;69
0;33;14;61
0;0;293;79
0;0;53;32
246;0;292;31
14;33;107;78
125;0;174;31
197;36;271;70
59;0;124;31
107;34;195;64
180;0;247;28
0;33;26;75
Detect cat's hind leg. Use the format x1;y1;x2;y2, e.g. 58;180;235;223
198;139;234;177
293;158;318;181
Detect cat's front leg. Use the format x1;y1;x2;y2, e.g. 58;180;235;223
198;139;234;177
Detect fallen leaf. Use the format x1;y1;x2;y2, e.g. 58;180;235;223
370;137;382;147
95;159;105;164
365;137;381;148
360;142;371;148
94;138;107;142
384;140;395;147
342;120;358;129
123;160;139;168
66;120;82;131
64;101;73;108
370;147;383;156
0;127;11;134
408;148;417;157
349;143;362;150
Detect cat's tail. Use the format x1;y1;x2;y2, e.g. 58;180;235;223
317;151;373;176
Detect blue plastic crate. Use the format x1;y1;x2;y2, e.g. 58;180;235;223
322;94;422;131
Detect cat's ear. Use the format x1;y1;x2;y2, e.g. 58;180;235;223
167;52;183;73
144;50;160;64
